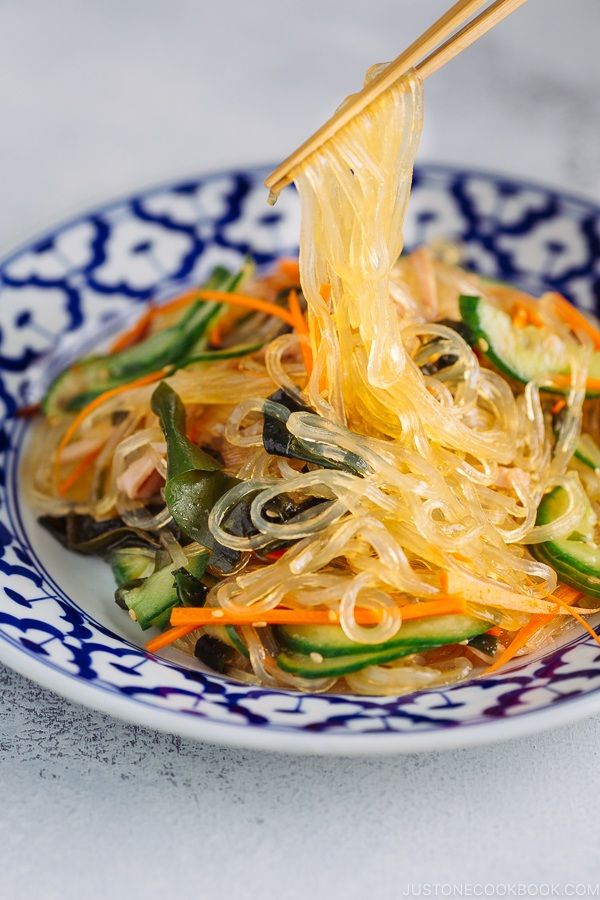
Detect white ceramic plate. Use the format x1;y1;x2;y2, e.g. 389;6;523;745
1;163;600;754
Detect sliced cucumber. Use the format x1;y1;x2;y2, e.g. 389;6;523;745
459;295;600;397
530;485;600;599
535;482;596;539
117;550;209;629
574;434;600;472
277;644;424;678
204;625;249;659
43;266;242;417
108;547;156;587
175;342;263;370
274;614;488;658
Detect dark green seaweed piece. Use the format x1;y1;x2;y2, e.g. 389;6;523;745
151;382;241;573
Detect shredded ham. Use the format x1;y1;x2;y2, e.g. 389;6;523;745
117;453;164;500
494;467;531;492
59;437;103;465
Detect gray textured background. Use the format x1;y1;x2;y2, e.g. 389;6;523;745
2;1;600;898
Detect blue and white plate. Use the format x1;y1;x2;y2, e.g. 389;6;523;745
1;163;600;754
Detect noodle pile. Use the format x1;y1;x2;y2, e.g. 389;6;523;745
25;68;600;695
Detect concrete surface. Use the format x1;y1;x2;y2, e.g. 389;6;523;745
1;1;600;898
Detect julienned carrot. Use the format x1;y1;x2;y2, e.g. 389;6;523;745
485;613;554;674
486;584;583;674
54;368;167;477
511;307;529;328
144;598;469;654
110;306;154;352
277;258;301;281
551;376;600;391
154;289;296;329
170;597;468;628
288;289;312;375
288;289;308;336
145;624;198;654
58;447;102;496
510;300;544;328
108;277;302;360
552;594;600;647
549;291;600;350
208;319;225;347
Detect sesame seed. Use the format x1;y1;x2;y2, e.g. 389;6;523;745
129;610;137;622
310;652;324;663
211;609;224;618
252;621;268;628
327;610;338;623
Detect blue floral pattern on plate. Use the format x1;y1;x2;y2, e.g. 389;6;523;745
1;163;600;753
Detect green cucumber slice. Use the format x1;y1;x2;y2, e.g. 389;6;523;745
574;434;600;472
531;541;600;599
530;485;600;598
277;644;424;678
108;547;156;587
274;613;488;658
174;342;263;370
204;625;249;659
459;295;600;397
42;266;243;417
117;550;209;629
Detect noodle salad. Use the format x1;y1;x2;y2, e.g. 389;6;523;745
24;70;600;695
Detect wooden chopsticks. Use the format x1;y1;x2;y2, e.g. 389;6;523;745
264;0;527;199
417;0;527;79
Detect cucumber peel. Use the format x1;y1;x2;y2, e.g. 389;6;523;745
574;434;600;472
275;614;489;679
277;645;424;678
274;614;488;658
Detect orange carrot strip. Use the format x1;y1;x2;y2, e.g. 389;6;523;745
288;289;308;335
170;597;467;628
551;375;600;391
549;292;600;350
551;398;566;415
154;289;296;328
485;613;554;674
145;624;199;654
58;447;102;496
277;258;300;281
551;594;600;648
486;626;502;637
209;321;224;347
511;307;529;328
110;306;154;353
320;283;331;301
288;288;312;375
486;584;583;674
510;301;544;328
54;369;167;479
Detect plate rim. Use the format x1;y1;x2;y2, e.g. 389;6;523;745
3;632;600;754
3;160;600;754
